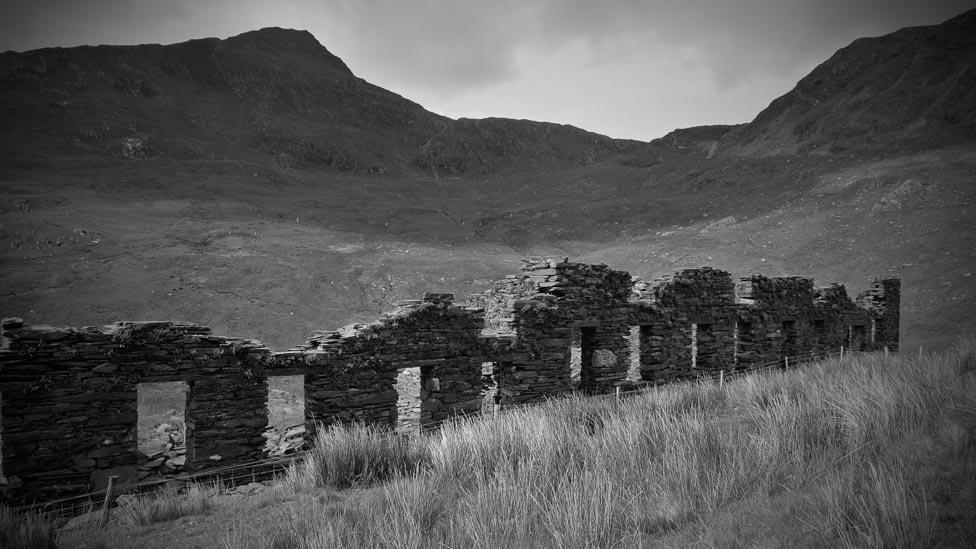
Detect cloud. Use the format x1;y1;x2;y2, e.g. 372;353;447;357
5;0;970;95
313;0;973;96
1;0;971;139
314;0;535;96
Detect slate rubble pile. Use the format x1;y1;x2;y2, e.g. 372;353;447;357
136;433;187;478
263;423;306;456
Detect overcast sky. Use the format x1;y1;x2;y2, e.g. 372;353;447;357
2;0;971;140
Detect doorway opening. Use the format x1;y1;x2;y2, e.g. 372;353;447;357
579;326;598;390
812;318;827;348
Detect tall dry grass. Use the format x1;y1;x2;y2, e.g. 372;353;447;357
40;341;972;548
219;340;974;548
280;423;428;490
0;504;58;548
115;481;220;526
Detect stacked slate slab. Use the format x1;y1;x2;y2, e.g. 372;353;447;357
0;259;900;504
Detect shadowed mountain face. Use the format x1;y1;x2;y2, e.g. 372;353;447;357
720;9;976;157
0;27;638;175
1;12;974;351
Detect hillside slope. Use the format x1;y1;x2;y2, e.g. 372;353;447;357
1;13;975;351
721;9;976;156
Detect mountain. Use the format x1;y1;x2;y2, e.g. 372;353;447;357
0;27;639;176
720;9;976;156
1;12;974;352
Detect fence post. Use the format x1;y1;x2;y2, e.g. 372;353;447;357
100;475;118;528
784;356;789;369
719;370;724;387
840;346;845;359
883;346;889;357
615;386;621;402
918;346;923;358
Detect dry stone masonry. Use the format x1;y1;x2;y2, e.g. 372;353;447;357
0;259;899;503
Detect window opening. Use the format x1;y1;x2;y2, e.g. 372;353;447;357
265;375;306;456
570;327;582;389
481;362;499;413
627;325;642;382
696;323;715;369
394;367;422;432
137;381;188;475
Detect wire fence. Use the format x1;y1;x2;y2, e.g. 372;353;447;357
9;344;881;526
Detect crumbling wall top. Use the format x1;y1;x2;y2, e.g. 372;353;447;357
735;274;814;307
856;278;901;313
633;267;733;306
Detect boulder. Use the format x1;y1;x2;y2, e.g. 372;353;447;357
121;135;152;158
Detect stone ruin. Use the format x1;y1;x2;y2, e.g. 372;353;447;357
0;259;899;503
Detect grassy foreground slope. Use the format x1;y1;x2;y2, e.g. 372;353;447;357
41;340;976;548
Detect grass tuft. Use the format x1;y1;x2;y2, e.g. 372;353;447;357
0;505;58;549
282;422;428;490
116;482;218;526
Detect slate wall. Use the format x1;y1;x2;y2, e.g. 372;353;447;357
0;320;269;502
632;267;737;382
0;260;900;503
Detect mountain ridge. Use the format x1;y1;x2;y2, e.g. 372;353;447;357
0;26;641;177
0;12;974;352
720;9;976;156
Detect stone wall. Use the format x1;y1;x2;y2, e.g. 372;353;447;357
633;268;737;382
856;278;901;352
0;320;270;502
473;258;633;402
734;275;817;367
267;293;495;433
812;284;871;354
0;260;899;503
